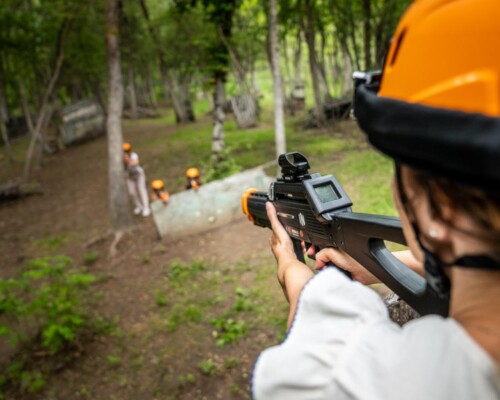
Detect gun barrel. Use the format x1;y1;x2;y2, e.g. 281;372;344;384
242;189;271;228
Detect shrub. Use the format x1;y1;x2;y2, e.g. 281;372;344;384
210;315;247;347
0;256;96;354
203;148;241;183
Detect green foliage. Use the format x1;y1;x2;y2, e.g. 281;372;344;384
224;357;238;370
167;260;206;287
177;372;196;386
234;286;253;312
32;234;71;252
198;359;216;376
203;148;242;182
83;251;99;266
210;315;247;347
19;369;46;394
106;355;121;367
154;290;168;307
0;256;96;354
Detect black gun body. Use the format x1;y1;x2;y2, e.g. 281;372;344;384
246;190;449;317
243;152;449;317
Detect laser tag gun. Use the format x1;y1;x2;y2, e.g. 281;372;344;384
151;179;170;204
241;152;448;316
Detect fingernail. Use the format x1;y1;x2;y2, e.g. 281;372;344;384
266;202;271;210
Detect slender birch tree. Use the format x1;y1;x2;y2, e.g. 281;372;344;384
269;0;286;159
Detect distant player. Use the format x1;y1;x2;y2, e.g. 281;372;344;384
185;168;202;191
123;142;151;217
151;179;170;204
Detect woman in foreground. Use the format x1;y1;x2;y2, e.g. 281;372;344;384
252;0;500;398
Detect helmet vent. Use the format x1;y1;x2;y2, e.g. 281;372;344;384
390;28;406;66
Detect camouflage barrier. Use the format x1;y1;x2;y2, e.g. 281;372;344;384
151;165;273;241
59;99;105;145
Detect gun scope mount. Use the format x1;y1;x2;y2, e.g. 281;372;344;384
279;152;310;182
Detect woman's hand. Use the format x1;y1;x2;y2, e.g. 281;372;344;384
310;246;380;285
266;202;313;330
308;247;424;285
266;202;297;283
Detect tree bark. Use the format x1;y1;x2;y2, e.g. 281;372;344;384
105;0;133;232
269;0;286;160
0;61;13;161
304;0;324;124
211;74;225;161
139;0;193;124
146;71;157;108
341;38;354;94
293;29;303;86
127;66;138;118
23;40;65;182
362;0;372;70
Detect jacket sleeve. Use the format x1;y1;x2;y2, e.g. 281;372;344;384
251;267;393;400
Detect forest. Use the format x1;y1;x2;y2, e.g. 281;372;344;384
0;0;411;398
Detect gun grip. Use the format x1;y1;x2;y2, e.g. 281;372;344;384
292;239;305;263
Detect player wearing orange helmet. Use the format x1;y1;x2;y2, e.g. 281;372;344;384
123;142;151;217
185;167;202;191
253;1;500;399
151;179;170;204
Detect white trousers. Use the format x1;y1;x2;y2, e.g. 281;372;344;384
127;169;149;210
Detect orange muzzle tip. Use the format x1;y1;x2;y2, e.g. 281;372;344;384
241;188;258;222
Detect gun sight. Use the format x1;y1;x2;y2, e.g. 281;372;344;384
278;152;310;182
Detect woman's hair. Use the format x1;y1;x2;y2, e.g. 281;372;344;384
411;169;500;247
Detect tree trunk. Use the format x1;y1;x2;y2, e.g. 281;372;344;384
318;25;331;100
211;74;225;161
127;66;138;118
282;34;291;90
293;29;303;86
0;62;13;161
179;76;195;122
269;0;286;160
105;0;133;232
250;61;260;97
341;38;354;94
304;0;324;124
363;0;372;70
162;67;190;123
330;38;342;97
348;7;362;71
22;50;64;182
146;71;157;107
139;0;193;124
161;68;170;106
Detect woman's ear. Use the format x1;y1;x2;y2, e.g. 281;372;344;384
429;182;456;223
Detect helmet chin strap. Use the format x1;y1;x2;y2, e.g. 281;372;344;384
394;165;500;309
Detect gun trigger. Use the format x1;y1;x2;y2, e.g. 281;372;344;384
305;243;316;260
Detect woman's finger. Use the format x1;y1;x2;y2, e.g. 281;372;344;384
266;202;289;239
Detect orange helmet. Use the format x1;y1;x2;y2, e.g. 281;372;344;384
186;168;200;179
380;0;500;116
354;0;500;190
151;179;164;190
122;142;132;152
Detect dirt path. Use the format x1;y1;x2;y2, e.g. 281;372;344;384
0;118;278;399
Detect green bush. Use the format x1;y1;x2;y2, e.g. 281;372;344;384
210;315;247;347
0;256;96;354
202;148;242;183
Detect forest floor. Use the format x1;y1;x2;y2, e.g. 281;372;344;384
0;109;394;399
0;112;289;400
